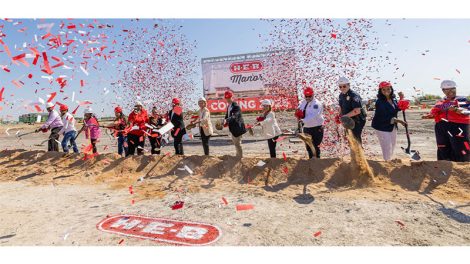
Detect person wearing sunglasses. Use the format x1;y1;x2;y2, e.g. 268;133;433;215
422;80;470;161
295;87;325;158
337;77;367;144
371;81;407;161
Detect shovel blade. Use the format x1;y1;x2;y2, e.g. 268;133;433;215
340;116;355;130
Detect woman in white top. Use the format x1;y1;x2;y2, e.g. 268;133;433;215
255;99;282;158
191;97;214;155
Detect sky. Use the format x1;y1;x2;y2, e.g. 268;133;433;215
1;18;470;121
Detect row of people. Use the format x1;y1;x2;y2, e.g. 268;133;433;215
35;78;470;162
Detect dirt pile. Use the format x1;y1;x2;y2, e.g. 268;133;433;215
0;149;469;202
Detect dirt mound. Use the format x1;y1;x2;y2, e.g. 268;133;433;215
0;149;469;202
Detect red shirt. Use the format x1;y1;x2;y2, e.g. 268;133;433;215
429;96;470;124
127;109;149;136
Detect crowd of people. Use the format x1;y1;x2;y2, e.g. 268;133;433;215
34;77;470;162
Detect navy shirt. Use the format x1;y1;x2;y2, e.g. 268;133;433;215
339;89;364;118
371;98;400;132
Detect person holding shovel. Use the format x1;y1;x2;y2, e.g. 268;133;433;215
254;99;282;158
35;102;63;152
58;104;79;154
148;106;165;155
371;82;407;161
224;90;247;158
337;77;367;144
168;98;186;155
127;101;149;156
112;106;128;156
295;87;325;159
422;80;470;162
78;108;101;154
188;97;213;155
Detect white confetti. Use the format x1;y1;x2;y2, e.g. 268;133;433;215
80;65;89;76
256;160;266;167
184;165;193;175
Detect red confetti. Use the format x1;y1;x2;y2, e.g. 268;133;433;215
0;87;4;102
221;197;228;205
464;141;470;151
80;80;84;87
171;201;184;210
34;104;42;112
28;74;33;79
282;166;289;174
395;220;405;228
275;136;287;142
118;239;124;245
313;231;322;237
282;152;287;161
236;204;254;211
47;92;57;103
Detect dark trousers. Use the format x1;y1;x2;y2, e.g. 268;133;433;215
117;134;128;156
435;121;470;162
352;119;366;144
173;134;184;155
48;127;62;152
267;136;279;158
200;128;211;155
127;133;144;156
149;135;162;155
303;126;324;159
90;139;98;154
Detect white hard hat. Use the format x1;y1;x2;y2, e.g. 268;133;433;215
198;97;206;102
338;77;350;85
46;102;55;108
84;108;93;114
135;101;143;106
260;99;272;106
440;80;457;89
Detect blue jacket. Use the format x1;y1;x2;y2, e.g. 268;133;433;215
371;98;400;132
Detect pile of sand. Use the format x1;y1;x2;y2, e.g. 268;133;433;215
1;149;469;203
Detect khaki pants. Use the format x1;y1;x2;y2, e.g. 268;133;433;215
231;134;243;158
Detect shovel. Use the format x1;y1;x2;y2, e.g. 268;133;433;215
17;131;36;138
401;111;421;161
296;121;316;158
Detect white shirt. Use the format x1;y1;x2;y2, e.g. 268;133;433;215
58;112;77;134
298;99;325;128
259;111;282;139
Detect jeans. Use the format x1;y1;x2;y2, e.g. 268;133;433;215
200;128;211;155
117;134;128;156
61;130;79;153
303;126;324;159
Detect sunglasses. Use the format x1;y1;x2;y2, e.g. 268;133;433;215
339;85;348;88
305;95;313;98
442;88;456;90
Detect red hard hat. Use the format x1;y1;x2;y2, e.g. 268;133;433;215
172;98;180;104
224;90;233;99
303;87;314;97
114;106;122;113
59;104;68;111
379;81;392;89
